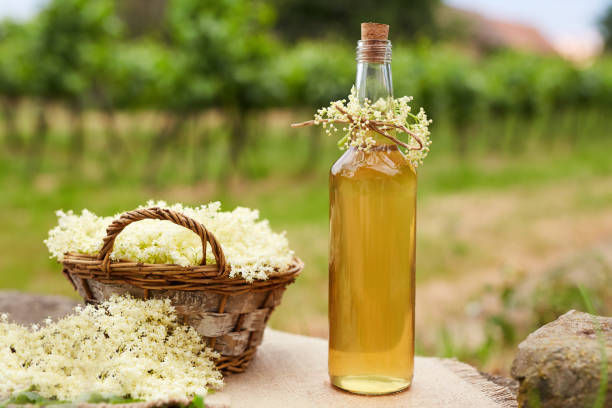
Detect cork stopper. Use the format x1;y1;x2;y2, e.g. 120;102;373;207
361;22;389;41
358;23;391;63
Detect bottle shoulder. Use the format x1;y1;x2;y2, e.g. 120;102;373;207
330;147;416;180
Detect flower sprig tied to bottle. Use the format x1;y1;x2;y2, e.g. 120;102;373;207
291;86;432;167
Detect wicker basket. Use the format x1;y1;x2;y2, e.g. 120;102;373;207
61;207;302;374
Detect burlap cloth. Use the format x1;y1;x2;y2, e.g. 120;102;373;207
206;329;517;408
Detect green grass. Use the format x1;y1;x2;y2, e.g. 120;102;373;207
1;129;610;296
1;117;611;293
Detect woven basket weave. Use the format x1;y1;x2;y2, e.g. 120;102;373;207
60;207;302;374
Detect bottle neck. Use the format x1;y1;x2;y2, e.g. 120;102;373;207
355;40;393;105
355;40;393;146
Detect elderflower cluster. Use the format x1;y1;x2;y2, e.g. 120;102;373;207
45;201;295;282
0;296;222;401
313;86;433;166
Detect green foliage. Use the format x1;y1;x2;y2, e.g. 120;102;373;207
0;390;68;407
1;0;612;171
277;42;612;126
600;4;612;52
425;248;612;371
166;0;279;111
1;1;612;118
0;21;35;98
81;393;143;404
271;0;439;42
28;0;124;103
0;390;207;407
108;40;182;110
530;259;610;327
188;394;205;408
275;41;353;107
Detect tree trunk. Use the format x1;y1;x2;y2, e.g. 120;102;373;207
2;97;21;151
145;112;189;185
226;107;248;175
455;122;469;158
104;108;124;155
69;101;85;166
27;102;49;175
102;108;125;179
301;125;321;174
192;124;210;183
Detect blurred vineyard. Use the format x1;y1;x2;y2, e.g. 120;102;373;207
1;0;612;375
1;0;612;182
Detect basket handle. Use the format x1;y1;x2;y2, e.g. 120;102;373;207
97;207;227;278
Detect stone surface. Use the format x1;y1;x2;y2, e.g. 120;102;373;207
0;291;79;325
511;310;612;408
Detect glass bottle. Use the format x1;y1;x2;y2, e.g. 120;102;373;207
328;24;417;395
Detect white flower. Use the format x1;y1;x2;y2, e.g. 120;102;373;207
309;86;433;167
0;296;222;401
45;201;295;282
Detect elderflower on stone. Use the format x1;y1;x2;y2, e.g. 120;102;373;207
45;201;295;282
313;86;432;166
0;296;222;401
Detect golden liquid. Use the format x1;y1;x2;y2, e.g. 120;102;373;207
329;137;417;395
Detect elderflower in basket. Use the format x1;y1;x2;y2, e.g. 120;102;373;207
45;201;303;375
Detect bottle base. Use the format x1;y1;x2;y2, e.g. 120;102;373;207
330;375;411;395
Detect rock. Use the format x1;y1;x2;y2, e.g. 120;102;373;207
511;310;612;408
0;291;79;325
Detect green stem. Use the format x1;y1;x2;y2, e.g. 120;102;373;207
337;134;350;148
406;112;419;122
